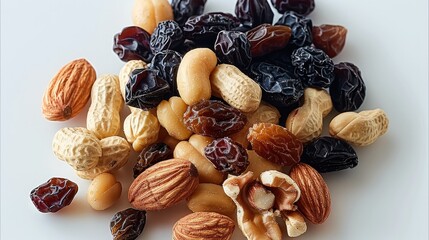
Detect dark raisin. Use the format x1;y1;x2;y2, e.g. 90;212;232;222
231;24;253;32
312;25;348;58
246;24;292;58
30;177;78;213
204;137;249;175
183;12;241;46
133;143;173;178
291;46;334;88
301;136;358;173
235;0;274;28
183;100;247;138
171;0;207;26
271;0;315;16
150;20;184;54
250;62;304;108
275;11;312;48
113;26;153;62
110;208;146;240
329;62;366;112
150;50;183;97
259;47;295;71
177;39;197;54
125;68;170;110
214;30;252;69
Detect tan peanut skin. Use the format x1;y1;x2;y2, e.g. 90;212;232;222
87;173;122;210
157;97;192;140
177;48;217;105
329;108;389;146
132;0;173;34
286;88;332;143
119;60;147;101
124;109;160;152
186;183;236;220
42;58;96;121
76;136;130;180
87;74;123;139
210;64;262;113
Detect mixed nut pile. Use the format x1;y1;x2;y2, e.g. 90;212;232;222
30;0;389;239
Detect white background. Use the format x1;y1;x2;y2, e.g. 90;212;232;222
1;0;428;239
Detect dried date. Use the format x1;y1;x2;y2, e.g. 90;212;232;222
271;0;315;16
247;123;303;166
275;11;312;48
235;0;274;28
150;20;184;54
30;177;78;213
133;143;173;178
171;0;207;26
183;100;247;138
214;30;252;69
125;68;170;110
246;24;292;58
110;208;146;240
291;46;334;88
204;137;249;175
113;26;153;62
301;136;358;173
312;24;348;58
150;50;183;97
329;62;366;112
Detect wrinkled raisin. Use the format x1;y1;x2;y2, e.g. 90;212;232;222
204;137;249;175
183;12;240;46
214;30;252;69
177;39;197;54
247;123;303;166
171;0;207;26
291;46;334;88
250;62;304;108
301;136;358;173
275;11;312;48
110;208;146;240
312;24;347;58
150;20;184;54
260;47;295;71
329;62;366;112
133;143;173;178
271;0;315;16
113;26;153;62
235;0;274;28
150;50;183;97
183;100;247;138
125;68;170;110
246;24;292;58
30;177;78;213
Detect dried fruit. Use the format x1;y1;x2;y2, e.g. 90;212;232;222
214;30;252;70
110;208;146;240
247;123;303;166
150;50;183;97
42;59;96;121
275;11;313;48
312;24;347;58
271;0;315;16
133;143;173;178
30;177;78;213
330;62;366;112
113;26;153;62
184;100;247;138
171;0;207;26
235;0;274;28
246;24;292;57
150;20;184;54
204;137;249;175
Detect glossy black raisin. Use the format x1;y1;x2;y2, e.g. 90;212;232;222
150;50;183;96
133;143;173;178
271;0;315;16
150;20;184;54
291;46;334;88
258;47;295;71
329;62;366;112
113;26;153;62
214;30;252;69
235;0;274;28
250;62;304;108
110;208;146;240
301;136;358;173
125;68;170;110
177;39;197;54
171;0;207;26
275;11;312;48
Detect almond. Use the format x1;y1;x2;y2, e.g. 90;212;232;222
128;158;199;211
289;163;331;224
172;212;235;240
42;58;96;121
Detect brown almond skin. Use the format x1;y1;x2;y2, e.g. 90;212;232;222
173;212;235;240
42;59;96;121
289;163;331;224
128;158;199;211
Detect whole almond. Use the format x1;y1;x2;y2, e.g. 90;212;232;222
128;158;199;211
172;212;235;240
289;163;331;224
42;59;96;121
